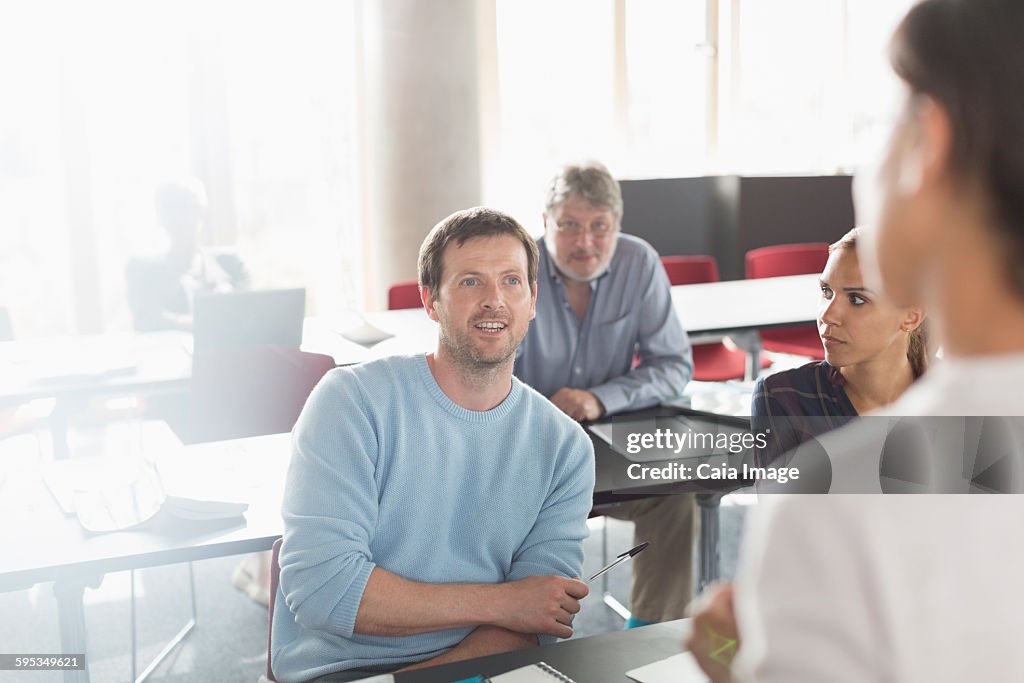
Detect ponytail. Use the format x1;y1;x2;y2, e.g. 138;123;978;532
907;318;931;379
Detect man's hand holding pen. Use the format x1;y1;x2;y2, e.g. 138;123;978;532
490;575;589;639
480;544;647;640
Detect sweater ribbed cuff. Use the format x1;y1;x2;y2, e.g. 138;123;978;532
328;561;376;638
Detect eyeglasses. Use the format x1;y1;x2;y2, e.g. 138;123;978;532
549;219;616;237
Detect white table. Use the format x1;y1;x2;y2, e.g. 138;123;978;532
0;433;292;683
0;332;193;408
0;314;432;457
671;273;820;334
672;273;821;374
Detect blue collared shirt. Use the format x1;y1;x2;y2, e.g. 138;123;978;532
514;233;693;415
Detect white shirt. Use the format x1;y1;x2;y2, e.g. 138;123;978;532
733;354;1024;682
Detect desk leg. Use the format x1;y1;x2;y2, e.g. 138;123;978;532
49;399;72;460
53;580;90;683
697;494;722;592
747;347;761;382
728;331;763;381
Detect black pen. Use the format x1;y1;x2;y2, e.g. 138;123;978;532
586;542;649;583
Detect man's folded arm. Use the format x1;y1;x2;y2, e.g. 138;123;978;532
354;567;586;639
398;626;538;672
590;264;692;414
354;568;502;636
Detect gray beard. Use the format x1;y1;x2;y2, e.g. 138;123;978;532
553;259;610;283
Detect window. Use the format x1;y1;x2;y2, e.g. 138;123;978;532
488;0;618;228
220;2;361;317
0;7;74;337
4;0;923;337
720;0;915;174
488;0;919;207
488;0;710;226
2;1;361;338
718;0;847;174
620;0;709;178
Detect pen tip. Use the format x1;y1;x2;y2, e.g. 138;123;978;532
630;542;649;556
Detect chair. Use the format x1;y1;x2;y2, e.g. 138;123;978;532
388;280;421;310
186;347;336;444
181;348;331;683
264;537;284;683
129;351;331;683
661;256;771;381
744;243;828;359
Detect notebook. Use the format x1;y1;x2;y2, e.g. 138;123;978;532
192;288;306;353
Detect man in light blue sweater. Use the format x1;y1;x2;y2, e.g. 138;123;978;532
272;208;595;683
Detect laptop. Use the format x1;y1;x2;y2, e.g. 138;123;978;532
193;288;306;353
589;412;751;463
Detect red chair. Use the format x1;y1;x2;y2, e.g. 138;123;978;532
187;347;336;444
744;243;828;360
662;256;771;381
387;280;422;310
265;537;283;682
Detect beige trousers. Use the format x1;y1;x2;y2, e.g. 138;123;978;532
603;493;698;622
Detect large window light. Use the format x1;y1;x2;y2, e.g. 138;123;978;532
2;1;360;339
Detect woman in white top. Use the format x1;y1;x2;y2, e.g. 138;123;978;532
689;0;1024;680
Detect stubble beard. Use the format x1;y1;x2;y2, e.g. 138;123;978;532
439;326;517;376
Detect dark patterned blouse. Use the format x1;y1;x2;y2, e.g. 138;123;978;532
750;361;858;467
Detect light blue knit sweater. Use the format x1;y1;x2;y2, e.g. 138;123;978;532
271;354;595;683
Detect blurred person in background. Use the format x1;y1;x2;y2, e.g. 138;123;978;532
125;178;248;332
126;179;263;602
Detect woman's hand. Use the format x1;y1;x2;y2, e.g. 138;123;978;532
685;583;739;683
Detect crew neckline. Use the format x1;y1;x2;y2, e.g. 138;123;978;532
413;353;522;423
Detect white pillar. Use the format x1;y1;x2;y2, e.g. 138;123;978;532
358;0;484;309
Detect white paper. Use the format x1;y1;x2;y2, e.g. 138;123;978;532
625;652;709;683
339;320;395;346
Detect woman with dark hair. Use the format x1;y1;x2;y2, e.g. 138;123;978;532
689;1;1024;680
752;227;928;467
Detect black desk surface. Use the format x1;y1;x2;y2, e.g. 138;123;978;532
396;619;689;683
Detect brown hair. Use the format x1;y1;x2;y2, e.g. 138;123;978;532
418;207;539;299
891;0;1024;294
829;228;930;378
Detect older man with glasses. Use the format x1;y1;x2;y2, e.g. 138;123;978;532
514;160;695;628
